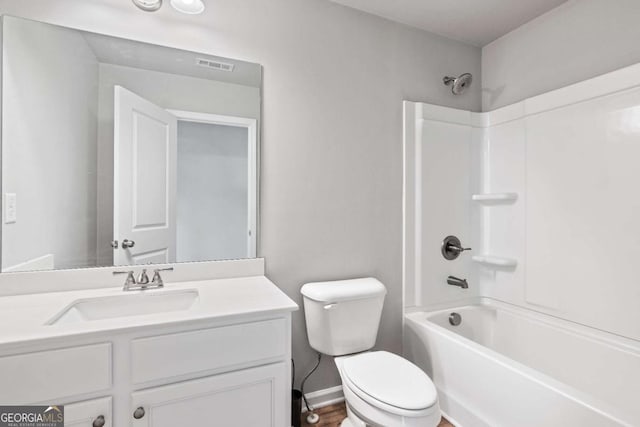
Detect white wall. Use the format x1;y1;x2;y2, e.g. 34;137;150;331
96;63;260;265
476;115;525;305
1;16;98;271
482;0;640;110
176;122;249;262
477;65;640;343
0;0;481;392
403;103;480;311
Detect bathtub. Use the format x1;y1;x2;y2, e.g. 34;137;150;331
404;299;640;427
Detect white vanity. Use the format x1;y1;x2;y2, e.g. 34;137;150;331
0;260;297;427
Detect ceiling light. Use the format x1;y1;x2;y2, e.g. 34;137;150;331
132;0;162;12
170;0;205;14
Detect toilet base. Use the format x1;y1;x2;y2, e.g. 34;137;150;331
339;418;357;427
339;403;366;427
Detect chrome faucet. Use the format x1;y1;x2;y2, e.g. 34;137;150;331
447;275;469;289
137;269;150;285
113;267;173;291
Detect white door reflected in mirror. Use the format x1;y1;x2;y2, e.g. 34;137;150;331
114;86;178;266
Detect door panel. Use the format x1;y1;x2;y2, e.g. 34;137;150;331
114;86;177;266
130;363;286;427
133;112;169;229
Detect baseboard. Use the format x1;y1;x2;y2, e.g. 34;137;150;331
300;385;344;412
441;409;462;427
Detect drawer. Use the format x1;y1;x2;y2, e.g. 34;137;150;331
65;397;112;427
131;318;287;384
0;343;112;403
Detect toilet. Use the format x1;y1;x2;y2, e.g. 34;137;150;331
301;278;441;427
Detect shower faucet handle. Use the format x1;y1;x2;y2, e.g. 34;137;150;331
449;244;471;253
441;235;472;260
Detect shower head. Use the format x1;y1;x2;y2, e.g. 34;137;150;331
443;73;473;95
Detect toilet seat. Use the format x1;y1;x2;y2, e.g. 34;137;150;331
340;351;438;416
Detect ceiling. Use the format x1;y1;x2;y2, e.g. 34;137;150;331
329;0;568;46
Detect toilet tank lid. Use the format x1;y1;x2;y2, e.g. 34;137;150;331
300;278;386;303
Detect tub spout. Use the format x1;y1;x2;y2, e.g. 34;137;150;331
447;276;468;289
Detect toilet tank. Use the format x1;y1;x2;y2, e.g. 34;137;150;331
301;278;386;356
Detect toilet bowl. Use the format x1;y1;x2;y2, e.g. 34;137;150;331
335;351;440;427
300;278;441;427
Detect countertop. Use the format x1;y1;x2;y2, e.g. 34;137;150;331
0;275;298;347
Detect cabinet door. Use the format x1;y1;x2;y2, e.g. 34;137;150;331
65;397;112;427
131;363;286;427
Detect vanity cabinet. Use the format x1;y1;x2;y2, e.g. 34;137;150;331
130;363;287;427
0;314;292;427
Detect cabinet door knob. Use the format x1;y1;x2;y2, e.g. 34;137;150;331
92;415;105;427
133;407;145;419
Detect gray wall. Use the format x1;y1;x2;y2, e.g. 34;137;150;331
176;122;249;262
482;0;640;110
0;0;481;392
1;17;98;271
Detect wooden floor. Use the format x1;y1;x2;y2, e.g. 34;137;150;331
301;402;454;427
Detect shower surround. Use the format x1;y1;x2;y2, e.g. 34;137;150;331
402;62;640;426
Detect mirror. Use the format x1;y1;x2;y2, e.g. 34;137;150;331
0;16;261;272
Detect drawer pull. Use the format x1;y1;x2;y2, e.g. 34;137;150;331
133;407;145;419
92;415;105;427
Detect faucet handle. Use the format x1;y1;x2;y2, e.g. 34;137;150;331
151;267;173;287
441;235;472;260
449;244;471;253
113;270;136;287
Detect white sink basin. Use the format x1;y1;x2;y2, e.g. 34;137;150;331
47;289;199;325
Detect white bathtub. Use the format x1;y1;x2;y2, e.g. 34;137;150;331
404;299;640;427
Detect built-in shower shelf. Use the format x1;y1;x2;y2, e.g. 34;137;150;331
472;255;517;268
471;193;518;204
